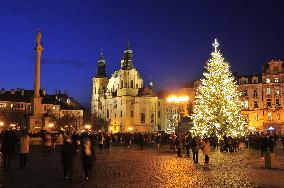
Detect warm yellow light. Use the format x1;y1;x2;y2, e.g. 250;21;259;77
167;95;189;103
10;124;16;127
128;127;133;131
248;126;255;131
48;123;54;128
84;124;91;129
109;127;113;130
0;121;4;126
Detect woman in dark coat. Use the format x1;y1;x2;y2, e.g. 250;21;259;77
81;138;96;180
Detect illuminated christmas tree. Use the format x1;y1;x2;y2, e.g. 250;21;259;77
192;39;245;138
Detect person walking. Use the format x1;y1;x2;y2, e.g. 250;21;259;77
18;132;30;169
81;138;96;180
61;137;76;180
201;138;210;164
191;136;199;163
185;134;192;157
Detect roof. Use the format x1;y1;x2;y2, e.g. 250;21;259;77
136;86;157;97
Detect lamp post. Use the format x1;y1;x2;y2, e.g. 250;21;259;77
166;95;189;133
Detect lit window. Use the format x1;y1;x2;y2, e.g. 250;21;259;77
266;88;271;95
0;103;5;108
277;113;280;121
275;87;280;95
266;78;270;83
253;90;258;97
244;101;249;109
268;112;272;121
275;78;279;83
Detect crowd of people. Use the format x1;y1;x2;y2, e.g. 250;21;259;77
1;129;284;181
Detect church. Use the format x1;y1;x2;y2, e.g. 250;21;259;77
91;44;165;133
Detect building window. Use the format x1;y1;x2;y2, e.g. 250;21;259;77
242;100;249;109
275;77;279;83
275;87;280;96
121;81;123;88
277;113;280;121
253;90;258;97
151;113;154;123
268;112;272;121
276;99;280;107
158;111;161;118
266;78;270;83
131;111;134;117
243;90;248;96
120;111;122;117
266;88;271;95
136;84;138;88
254;113;258;121
107;109;109;118
158;102;160;106
131;80;134;88
267;99;272;108
141;113;145;123
0;103;5;108
253;79;258;84
254;101;258;108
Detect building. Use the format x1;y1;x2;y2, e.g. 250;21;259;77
237;60;284;134
91;45;165;133
0;89;83;131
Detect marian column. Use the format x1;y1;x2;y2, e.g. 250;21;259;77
32;32;43;116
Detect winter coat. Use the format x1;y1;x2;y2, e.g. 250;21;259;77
81;142;96;166
201;141;210;156
190;139;199;153
61;140;76;166
19;135;30;154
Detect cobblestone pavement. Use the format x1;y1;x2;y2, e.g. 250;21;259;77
0;144;284;188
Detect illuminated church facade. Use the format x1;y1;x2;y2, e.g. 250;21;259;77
91;45;165;133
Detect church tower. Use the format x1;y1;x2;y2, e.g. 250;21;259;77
117;43;143;97
91;52;109;116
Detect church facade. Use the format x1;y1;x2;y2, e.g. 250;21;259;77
91;45;165;133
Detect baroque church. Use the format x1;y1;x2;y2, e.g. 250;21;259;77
91;44;165;133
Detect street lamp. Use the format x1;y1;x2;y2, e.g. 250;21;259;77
48;123;54;128
84;124;91;130
166;95;189;133
0;121;4;127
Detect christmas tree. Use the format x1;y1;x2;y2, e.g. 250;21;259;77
192;39;245;138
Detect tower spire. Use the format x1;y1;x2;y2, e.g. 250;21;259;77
96;51;107;78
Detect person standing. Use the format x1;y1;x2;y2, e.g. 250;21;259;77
105;133;111;152
175;134;182;156
98;132;104;151
191;136;199;163
185;134;192;157
156;133;162;150
61;137;76;180
81;138;96;180
201;138;210;164
1;130;17;169
138;132;144;150
44;133;52;155
18;132;30;169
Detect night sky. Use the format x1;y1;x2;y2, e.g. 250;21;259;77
1;0;284;106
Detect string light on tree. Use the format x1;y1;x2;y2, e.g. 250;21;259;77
192;39;245;138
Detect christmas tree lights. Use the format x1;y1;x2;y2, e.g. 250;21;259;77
192;39;245;138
